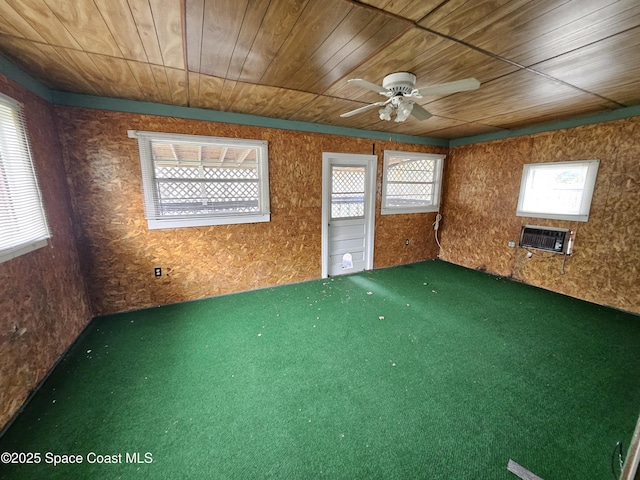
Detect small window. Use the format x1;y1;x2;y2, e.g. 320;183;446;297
381;150;445;215
130;131;270;229
0;93;50;264
331;165;365;219
516;160;599;222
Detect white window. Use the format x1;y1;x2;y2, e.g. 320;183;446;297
381;150;445;215
0;93;50;264
130;131;270;230
516;160;599;222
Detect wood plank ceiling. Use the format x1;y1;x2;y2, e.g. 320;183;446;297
0;0;638;139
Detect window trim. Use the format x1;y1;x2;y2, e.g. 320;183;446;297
0;92;50;264
516;160;600;222
130;130;270;230
381;150;445;215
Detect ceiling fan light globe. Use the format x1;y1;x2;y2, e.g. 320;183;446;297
395;101;414;122
379;105;393;121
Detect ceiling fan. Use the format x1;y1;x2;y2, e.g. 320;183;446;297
340;72;480;122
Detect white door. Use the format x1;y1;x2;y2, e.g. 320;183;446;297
322;152;377;277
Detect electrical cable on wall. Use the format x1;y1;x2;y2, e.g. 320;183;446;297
524;248;556;259
524;248;569;274
433;213;443;254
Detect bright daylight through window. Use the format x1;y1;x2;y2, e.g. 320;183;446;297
381;150;445;215
131;131;270;230
516;160;599;222
0;92;50;264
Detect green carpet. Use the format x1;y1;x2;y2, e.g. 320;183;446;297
1;260;639;479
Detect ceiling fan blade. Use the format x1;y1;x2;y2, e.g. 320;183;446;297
347;78;390;95
410;103;432;121
340;101;387;118
416;77;480;97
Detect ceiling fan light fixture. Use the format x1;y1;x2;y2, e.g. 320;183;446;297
379;104;393;121
395;100;414;122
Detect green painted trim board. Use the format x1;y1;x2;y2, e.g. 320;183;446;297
0;55;52;102
50;91;448;147
449;105;640;146
1;55;640;147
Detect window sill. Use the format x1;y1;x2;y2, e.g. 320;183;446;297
381;206;439;215
0;238;49;264
147;213;271;230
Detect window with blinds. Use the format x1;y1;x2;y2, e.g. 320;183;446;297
0;92;50;264
130;131;270;229
381;150;445;215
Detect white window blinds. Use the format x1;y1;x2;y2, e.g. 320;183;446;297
0;93;50;264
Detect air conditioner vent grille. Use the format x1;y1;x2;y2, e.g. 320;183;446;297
520;225;570;254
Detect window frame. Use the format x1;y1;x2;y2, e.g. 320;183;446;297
381;150;445;215
130;130;270;230
0;92;50;264
516;160;600;222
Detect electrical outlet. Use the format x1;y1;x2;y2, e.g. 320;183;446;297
405;239;409;246
154;267;162;277
508;241;516;248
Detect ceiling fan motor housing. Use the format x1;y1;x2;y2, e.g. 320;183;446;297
382;72;417;96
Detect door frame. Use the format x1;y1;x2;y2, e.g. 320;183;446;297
321;152;377;278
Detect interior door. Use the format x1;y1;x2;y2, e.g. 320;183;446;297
322;152;377;277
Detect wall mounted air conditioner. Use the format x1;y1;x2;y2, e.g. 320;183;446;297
520;225;574;254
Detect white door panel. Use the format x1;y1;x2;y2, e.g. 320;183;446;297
328;222;366;277
329;236;365;254
329;223;366;251
329;219;366;237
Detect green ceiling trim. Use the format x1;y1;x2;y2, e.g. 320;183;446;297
0;55;52;102
451;105;640;146
51;90;449;147
0;56;445;146
2;54;639;148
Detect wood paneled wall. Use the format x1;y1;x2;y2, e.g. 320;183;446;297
441;119;640;315
0;75;92;429
55;106;445;316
